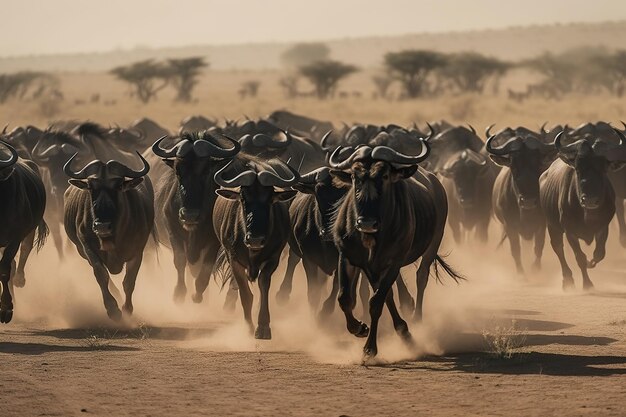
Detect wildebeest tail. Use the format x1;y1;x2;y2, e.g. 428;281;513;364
213;247;233;289
34;220;49;252
433;254;465;284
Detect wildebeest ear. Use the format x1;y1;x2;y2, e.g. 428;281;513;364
329;169;351;187
68;179;89;189
488;155;511;167
216;189;239;200
273;190;297;202
293;183;315;194
162;159;175;168
123;177;144;191
392;165;418;181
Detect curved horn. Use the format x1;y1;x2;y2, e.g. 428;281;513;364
485;123;495;139
320;130;334;152
540;122;548;135
258;160;300;187
63;154;102;180
193;134;241;158
425;122;435;141
106;152;150;178
486;135;523;155
299;167;330;184
151;135;177;158
463;149;488;166
214;161;257;188
2;124;8;135
329;146;374;169
468;124;476;135
0;140;18;169
371;143;430;165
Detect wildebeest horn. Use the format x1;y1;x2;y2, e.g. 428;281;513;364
258;160;300;187
64;153;101;179
193;134;241;158
554;130;577;155
0;140;18;168
540;122;548;135
485;124;495;139
329;146;373;169
320;130;333;152
299;167;330;184
486;135;523;155
2;124;8;135
462;149;488;166
214;161;257;188
106;152;150;178
468;124;476;135
370;144;430;165
425;122;435;141
250;131;292;148
151;135;177;158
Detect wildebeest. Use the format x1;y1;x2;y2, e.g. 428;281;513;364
540;129;626;289
63;152;154;320
179;115;217;135
266;110;337;142
0;141;48;323
150;131;241;303
213;157;299;339
129;117;171;147
328;142;461;359
487;128;557;273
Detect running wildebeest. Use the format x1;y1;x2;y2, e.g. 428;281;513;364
540;129;626;290
150;131;241;303
213;157;299;339
0;141;48;323
328;141;462;359
63;152;154;320
487;128;557;273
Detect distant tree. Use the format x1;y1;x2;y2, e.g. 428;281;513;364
281;43;330;68
384;50;447;98
278;75;299;98
522;52;575;97
438;52;510;93
298;60;358;99
167;57;208;102
110;60;170;103
371;73;393;99
239;80;261;99
0;72;59;103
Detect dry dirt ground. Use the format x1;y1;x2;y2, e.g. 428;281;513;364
2;228;626;417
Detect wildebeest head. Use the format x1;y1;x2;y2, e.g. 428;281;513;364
64;152;150;250
152;131;241;230
438;149;489;209
555;129;626;210
0;140;18;181
295;167;346;241
487;132;557;210
214;158;298;251
328;142;429;236
179;115;217;136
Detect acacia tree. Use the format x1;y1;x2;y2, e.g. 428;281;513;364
371;73;393;99
167;57;208;102
384;50;446;98
110;60;170;103
0;72;59;103
281;43;330;68
438;53;510;93
299;60;358;99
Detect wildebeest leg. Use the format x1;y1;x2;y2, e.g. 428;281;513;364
13;231;35;288
83;247;122;321
385;289;413;346
319;270;339;318
0;242;19;323
231;261;254;334
122;254;142;315
565;233;593;290
49;220;64;260
395;273;415;316
192;242;219;304
590;226;609;270
414;255;434;322
170;235;187;304
223;279;239;312
615;197;626;247
276;247;300;305
548;226;573;289
507;228;524;274
255;259;279;340
532;223;546;272
363;268;399;360
302;257;322;310
358;272;370;322
337;253;369;337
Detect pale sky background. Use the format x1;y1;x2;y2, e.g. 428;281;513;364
2;0;625;57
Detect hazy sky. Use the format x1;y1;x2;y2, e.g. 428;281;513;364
2;0;625;57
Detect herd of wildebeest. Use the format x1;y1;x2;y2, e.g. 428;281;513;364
0;110;625;358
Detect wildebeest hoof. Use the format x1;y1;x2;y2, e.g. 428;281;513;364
348;321;369;338
12;272;25;288
173;286;187;304
255;325;272;340
587;260;598;269
362;346;378;362
107;307;123;322
122;303;134;316
275;290;290;306
531;260;542;273
191;293;203;304
0;309;13;323
583;281;595;291
562;279;575;291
